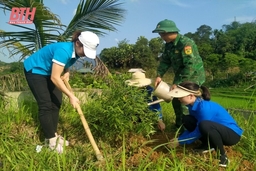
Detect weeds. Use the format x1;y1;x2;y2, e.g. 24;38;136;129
0;76;255;170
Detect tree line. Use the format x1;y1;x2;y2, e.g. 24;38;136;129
100;21;256;83
1;0;256;87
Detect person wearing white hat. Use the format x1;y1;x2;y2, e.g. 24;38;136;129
23;30;99;154
125;70;166;131
78;31;99;59
167;81;243;167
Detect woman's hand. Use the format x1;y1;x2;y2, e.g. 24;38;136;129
69;94;80;108
158;119;166;131
169;138;179;148
61;71;70;81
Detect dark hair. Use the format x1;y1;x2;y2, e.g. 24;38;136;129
72;30;83;47
179;81;211;101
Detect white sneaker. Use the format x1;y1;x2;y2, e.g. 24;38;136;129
55;133;69;146
46;137;64;154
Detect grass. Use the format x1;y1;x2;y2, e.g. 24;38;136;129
210;87;256;110
0;87;256;170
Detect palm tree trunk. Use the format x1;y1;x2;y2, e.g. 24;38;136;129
94;56;111;77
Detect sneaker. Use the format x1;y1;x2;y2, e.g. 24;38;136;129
193;144;215;154
45;137;64;154
55;133;69;146
219;155;229;167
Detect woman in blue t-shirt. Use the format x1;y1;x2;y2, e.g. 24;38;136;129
23;31;99;153
167;81;243;168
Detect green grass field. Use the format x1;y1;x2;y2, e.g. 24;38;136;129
0;87;255;171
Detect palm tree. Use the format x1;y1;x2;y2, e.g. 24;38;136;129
0;0;126;61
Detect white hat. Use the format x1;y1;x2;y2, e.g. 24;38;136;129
128;68;146;73
78;31;99;59
168;85;201;98
125;71;151;87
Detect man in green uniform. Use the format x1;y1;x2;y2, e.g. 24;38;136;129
152;19;205;130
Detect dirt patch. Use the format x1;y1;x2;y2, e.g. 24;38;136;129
122;131;254;170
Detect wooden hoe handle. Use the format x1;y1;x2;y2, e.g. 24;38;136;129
63;79;104;161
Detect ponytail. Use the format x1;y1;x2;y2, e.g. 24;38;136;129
200;85;211;101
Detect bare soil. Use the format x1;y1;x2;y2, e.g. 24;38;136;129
121;131;254;170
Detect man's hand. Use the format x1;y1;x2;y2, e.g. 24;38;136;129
171;84;177;90
155;77;162;87
169;138;179;148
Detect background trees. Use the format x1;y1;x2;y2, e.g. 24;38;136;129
100;36;162;70
100;21;256;87
1;0;256;88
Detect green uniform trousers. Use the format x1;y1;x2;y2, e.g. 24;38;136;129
172;98;184;128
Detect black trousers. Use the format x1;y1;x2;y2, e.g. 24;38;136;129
24;70;62;139
182;115;241;155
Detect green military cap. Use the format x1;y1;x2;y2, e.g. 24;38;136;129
152;19;180;33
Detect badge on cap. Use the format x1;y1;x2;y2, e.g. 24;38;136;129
184;46;192;55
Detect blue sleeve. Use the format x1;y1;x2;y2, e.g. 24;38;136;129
146;86;163;119
178;126;201;145
149;96;163;119
53;48;70;66
150;107;163;119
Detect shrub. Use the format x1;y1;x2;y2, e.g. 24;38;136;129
68;74;158;145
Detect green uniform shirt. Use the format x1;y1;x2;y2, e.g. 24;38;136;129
157;34;205;85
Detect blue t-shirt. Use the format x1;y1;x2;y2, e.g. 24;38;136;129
146;85;163;119
178;97;243;144
24;42;78;75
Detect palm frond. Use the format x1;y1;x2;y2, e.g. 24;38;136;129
0;0;65;59
62;0;126;39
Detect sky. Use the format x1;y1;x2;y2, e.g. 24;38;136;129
0;0;256;63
